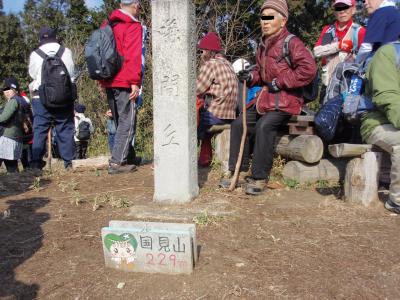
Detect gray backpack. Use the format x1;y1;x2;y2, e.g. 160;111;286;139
85;21;123;80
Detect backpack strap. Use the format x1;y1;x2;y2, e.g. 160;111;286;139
351;23;361;54
56;46;65;58
329;24;337;40
278;34;295;68
35;48;48;59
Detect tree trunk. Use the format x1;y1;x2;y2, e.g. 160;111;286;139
282;159;348;184
328;143;373;158
344;152;382;207
276;135;324;164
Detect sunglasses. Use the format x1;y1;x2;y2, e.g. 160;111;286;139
2;88;11;92
334;5;351;11
260;15;275;21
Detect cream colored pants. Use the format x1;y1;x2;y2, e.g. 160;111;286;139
366;124;400;205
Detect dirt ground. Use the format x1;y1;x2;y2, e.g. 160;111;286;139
1;164;400;300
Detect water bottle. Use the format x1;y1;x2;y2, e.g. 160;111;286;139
343;74;363;120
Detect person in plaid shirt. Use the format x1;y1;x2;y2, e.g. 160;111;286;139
196;32;238;167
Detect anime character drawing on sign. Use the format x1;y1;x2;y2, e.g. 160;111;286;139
104;233;138;268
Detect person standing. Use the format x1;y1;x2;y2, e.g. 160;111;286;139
313;0;366;102
28;27;77;170
356;0;400;64
0;78;25;173
100;0;144;174
74;104;94;159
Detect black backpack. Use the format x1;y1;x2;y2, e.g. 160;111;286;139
85;21;123;80
36;46;77;108
14;96;33;143
279;34;320;103
76;117;91;141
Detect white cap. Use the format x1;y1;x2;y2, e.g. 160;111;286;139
232;58;250;74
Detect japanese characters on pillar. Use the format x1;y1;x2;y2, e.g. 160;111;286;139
102;221;197;274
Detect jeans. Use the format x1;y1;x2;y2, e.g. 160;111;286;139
106;88;136;165
31;98;75;165
229;109;290;180
366;124;400;206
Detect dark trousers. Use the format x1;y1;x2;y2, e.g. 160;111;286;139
21;144;32;169
75;141;88;159
0;159;18;172
106;88;136;165
229;110;290;180
31;99;75;164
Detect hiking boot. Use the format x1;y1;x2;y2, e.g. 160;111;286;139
384;199;400;214
108;163;137;175
245;178;266;196
219;171;250;189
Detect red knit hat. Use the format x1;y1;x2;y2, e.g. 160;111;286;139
198;32;223;52
261;0;289;19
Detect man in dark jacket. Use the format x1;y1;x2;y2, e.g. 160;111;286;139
100;0;143;174
229;0;317;195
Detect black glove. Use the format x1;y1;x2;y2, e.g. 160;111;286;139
266;78;280;93
237;69;253;84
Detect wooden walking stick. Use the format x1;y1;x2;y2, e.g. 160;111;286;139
229;64;248;191
47;128;52;170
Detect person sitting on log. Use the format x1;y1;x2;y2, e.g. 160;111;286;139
227;0;317;195
196;32;238;167
360;40;400;213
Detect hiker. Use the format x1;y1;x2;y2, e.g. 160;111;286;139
105;109;116;153
196;32;238;167
313;0;366;102
74;103;94;160
100;0;144;174
360;41;400;214
19;90;34;170
356;0;400;64
0;78;25;173
229;0;317;195
28;27;77;170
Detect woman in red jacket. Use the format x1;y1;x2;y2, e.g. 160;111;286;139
233;0;317;195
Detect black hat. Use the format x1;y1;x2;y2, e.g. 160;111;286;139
74;103;86;113
39;27;58;46
2;77;19;92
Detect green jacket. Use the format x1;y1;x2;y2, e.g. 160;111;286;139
360;43;400;141
0;98;23;141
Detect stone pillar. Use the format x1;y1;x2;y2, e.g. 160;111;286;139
152;0;199;203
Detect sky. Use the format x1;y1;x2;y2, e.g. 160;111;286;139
3;0;102;14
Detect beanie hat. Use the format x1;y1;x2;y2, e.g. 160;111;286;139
2;77;19;92
39;27;58;46
260;0;289;19
74;103;86;113
232;59;250;74
198;32;223;52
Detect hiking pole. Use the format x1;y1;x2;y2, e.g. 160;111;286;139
229;66;248;191
47;128;52;170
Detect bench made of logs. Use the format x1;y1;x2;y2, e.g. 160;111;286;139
288;115;315;135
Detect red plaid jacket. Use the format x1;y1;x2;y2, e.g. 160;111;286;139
196;56;238;120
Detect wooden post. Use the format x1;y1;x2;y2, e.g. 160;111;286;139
229;77;248;191
275;135;324;164
282;159;348;184
47;128;52;170
214;128;230;172
344;151;382;207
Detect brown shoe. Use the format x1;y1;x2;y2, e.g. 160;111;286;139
245;178;266;195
